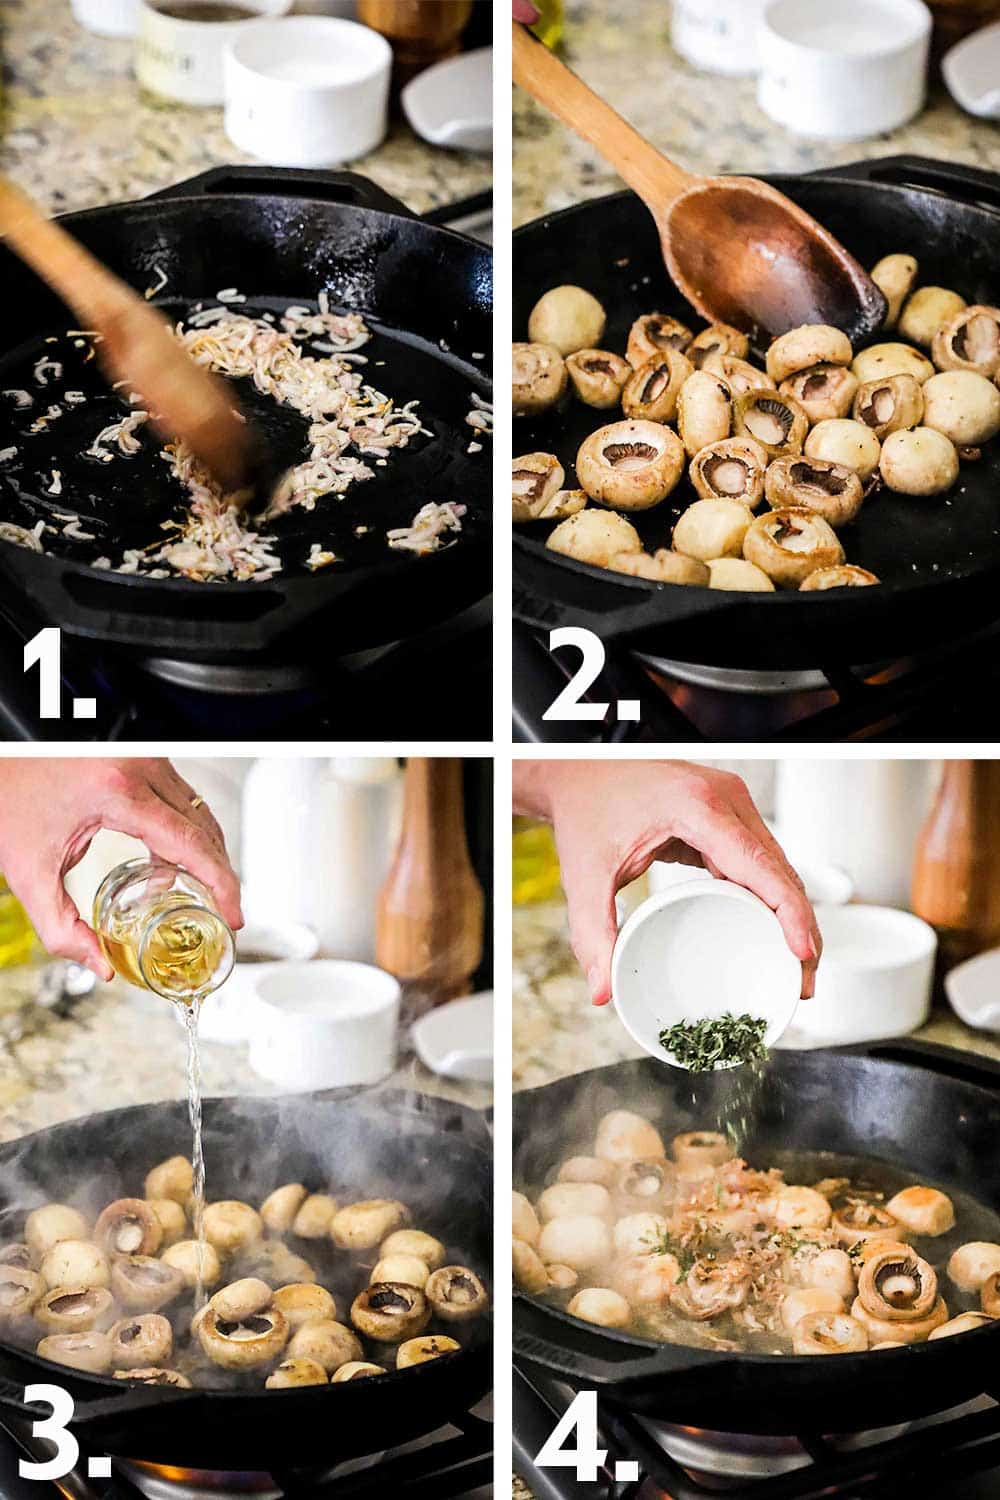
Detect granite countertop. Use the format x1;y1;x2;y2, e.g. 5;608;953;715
1;0;491;216
513;0;1000;228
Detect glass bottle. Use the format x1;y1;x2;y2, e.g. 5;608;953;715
93;858;234;1004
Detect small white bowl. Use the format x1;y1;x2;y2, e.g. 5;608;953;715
412;992;493;1082
776;903;936;1049
136;0;292;106
247;959;399;1090
946;945;1000;1033
71;0;141;37
224;16;391;167
611;881;801;1069
757;0;931;140
647;845;853;909
195;921;318;1044
402;47;493;153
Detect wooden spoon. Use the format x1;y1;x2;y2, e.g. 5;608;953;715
512;24;886;344
0;176;259;507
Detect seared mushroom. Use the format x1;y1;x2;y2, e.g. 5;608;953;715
528;285;606;356
512;342;567;416
112;1254;186;1312
351;1282;430;1342
708;558;775;591
260;1184;308;1236
764;456;863;528
804;419;881;481
800;565;880;590
114;1367;191;1387
780;364;859;424
612;1212;669;1258
743;509;844;589
40;1240;110;1292
0;1266;44;1325
672;1260;749;1320
202;1201;262;1256
546;1263;578;1291
773;1186;833;1231
880;428;959;496
147;1199;186;1248
35;1286;116;1335
690;437;768;508
857;1245;938;1322
331;1360;386;1381
899;286;966;348
947;1242;1000;1294
37;1330;112;1374
331;1200;410;1252
546;510;642;569
922;370;1000;447
614;1158;673;1209
626;312;692;367
982;1272;1000;1317
779;1286;844;1333
870;253;918;329
287;1318;362;1373
851;1293;948;1345
687;322;749;368
852;343;935;385
792;1311;868;1355
832;1201;902;1250
932;304;1000;377
673;498;752;562
929;1311;994;1339
234;1239;316;1287
272;1281;337;1331
567;1288;631;1328
671;1132;729;1170
198;1304;289;1370
576;419;685;509
108;1314;172;1370
538;1215;611;1273
556;1157;616;1189
733;390;807;459
677;371;733;457
885;1186;955;1237
793;1247;855;1300
621;350;692;423
210;1278;273;1323
94;1199;162;1258
396;1335;461;1368
0;1244;34;1270
565;349;632;409
766;324;852;385
425;1266;488;1323
24;1205;89;1260
703;353;776;398
266;1356;329;1388
292;1194;338;1240
371;1255;430;1289
512;1237;548;1293
538;1182;612;1223
609;549;710;585
380;1229;447;1268
596;1111;665;1163
853;374;924;440
512;1193;541;1248
144;1156;193;1205
512;454;577;523
160;1240;221;1292
613;1251;681;1306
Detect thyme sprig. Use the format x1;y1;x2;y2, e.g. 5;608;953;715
658;1012;768;1072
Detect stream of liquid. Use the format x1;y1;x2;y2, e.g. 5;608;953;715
182;1001;208;1309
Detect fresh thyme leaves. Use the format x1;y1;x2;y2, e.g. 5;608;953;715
644;1228;695;1275
658;1012;768;1072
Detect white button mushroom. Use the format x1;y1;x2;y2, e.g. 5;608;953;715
702;352;777;398
677;371;733;457
947;1241;1000;1294
259;1184;309;1236
621;350;693;423
528;286;607;356
202;1201;263;1256
687;322;749;368
626;312;693;368
673;499;752;563
24;1205;89;1261
689;437;768;509
396;1334;461;1368
556;1157;616;1188
884;1185;955;1237
780;364;859;424
331;1200;410;1252
286;1318;363;1372
512;342;568;417
160;1240;221;1292
512;1237;549;1293
566;1288;631;1329
595;1110;666;1164
743;509;844;589
292;1193;338;1239
512;1192;541;1248
512;452;566;523
537;1215;612;1273
932;304;1000;377
379;1229;447;1268
898;286;967;348
764;456;864;529
870;253;918;329
921;370;1000;448
733;390;807;459
707;558;775;592
576;420;686;509
773;1186;832;1231
144;1156;193;1206
779;1286;844;1333
612;1213;669;1258
852;374;924;441
370;1254;430;1289
565;349;632;409
40;1241;110;1292
546;510;642;570
608;550;710;586
880;428;959;496
272;1282;337;1332
765;324;852;385
805;419;881;481
537;1182;613;1222
800;565;879;590
851;343;935;386
792;1311;868;1355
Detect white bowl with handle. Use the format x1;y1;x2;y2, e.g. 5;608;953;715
611;880;801;1069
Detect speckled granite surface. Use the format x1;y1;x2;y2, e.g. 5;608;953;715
1;0;491;216
513;0;1000;227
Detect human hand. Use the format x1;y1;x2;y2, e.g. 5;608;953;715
512;1;540;23
0;758;243;980
513;759;820;1006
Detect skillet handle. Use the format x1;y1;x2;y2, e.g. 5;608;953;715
514;1300;724;1387
513;563;725;641
0;1373;197;1424
813;154;1000;213
144;166;417;220
830;1037;1000;1088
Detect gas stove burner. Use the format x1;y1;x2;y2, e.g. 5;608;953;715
141;656;319;696
632;652;839;696
116;1463;279;1500
640;1417;910;1479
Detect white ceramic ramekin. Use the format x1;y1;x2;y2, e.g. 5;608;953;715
224;16;392;167
247;959;400;1089
71;0;141;37
757;0;931;140
672;0;770;76
611;880;801;1069
195;921;319;1044
136;0;292;107
776;903;936;1049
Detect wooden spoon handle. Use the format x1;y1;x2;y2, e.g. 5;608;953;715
512;22;695;213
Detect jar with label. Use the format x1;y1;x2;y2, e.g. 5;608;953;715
671;0;770;75
94;858;234;1004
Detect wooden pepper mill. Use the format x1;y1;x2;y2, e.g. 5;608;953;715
912;760;1000;978
376;758;484;1019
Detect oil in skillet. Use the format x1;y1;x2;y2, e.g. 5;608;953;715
153;3;257;19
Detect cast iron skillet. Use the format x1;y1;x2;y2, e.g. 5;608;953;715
513;1040;1000;1434
0;1089;491;1468
0;167;491;663
514;156;1000;670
